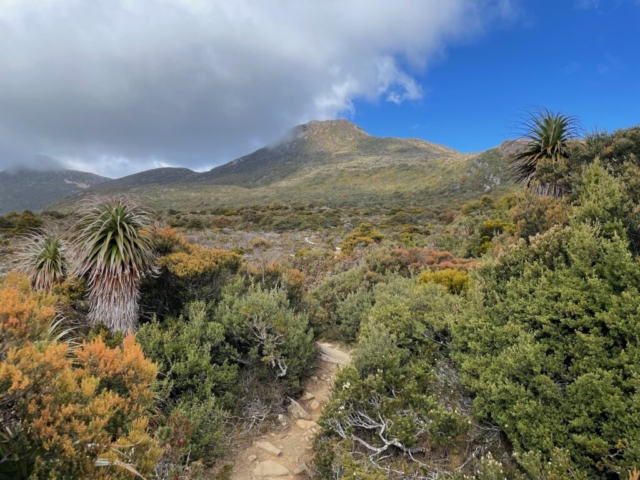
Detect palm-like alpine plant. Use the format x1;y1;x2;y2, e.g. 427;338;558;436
13;231;68;291
72;196;156;333
509;109;580;198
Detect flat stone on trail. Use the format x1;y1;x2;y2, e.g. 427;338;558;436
248;454;257;462
302;392;315;401
309;399;321;411
288;398;311;420
293;463;308;475
296;419;318;430
252;460;289;477
255;440;282;456
318;343;351;366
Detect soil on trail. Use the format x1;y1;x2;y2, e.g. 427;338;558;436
225;343;351;479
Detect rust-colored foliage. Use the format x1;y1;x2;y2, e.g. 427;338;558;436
147;223;190;255
510;195;570;240
371;247;477;275
0;274;161;479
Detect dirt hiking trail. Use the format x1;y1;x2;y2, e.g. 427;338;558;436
226;342;351;479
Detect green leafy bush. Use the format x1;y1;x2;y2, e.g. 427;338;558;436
316;278;473;475
454;222;640;476
334;286;374;341
216;285;316;393
137;301;234;460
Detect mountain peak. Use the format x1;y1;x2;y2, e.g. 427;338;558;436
291;119;369;142
270;119;369;155
305;118;368;133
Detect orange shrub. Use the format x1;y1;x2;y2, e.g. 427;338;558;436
367;247;477;275
0;272;57;351
211;215;234;229
0;274;161;479
147;223;190;255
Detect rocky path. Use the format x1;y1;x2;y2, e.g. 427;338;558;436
226;343;351;479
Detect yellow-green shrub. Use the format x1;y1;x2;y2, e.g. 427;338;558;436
417;268;469;294
160;244;241;278
143;243;242;317
340;222;384;255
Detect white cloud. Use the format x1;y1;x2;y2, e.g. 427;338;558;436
0;0;514;177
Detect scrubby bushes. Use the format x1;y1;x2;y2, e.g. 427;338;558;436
0;273;161;479
138;283;317;465
340;222;384;254
141;230;241;318
315;279;485;476
137;301;233;461
216;283;316;390
453;167;640;477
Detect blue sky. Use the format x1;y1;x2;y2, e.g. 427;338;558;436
352;0;640;153
1;0;638;176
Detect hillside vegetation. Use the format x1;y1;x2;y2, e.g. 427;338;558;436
50;120;513;212
1;119;639;479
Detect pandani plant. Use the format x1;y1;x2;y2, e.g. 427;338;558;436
508;108;580;198
13;230;68;291
72;196;156;333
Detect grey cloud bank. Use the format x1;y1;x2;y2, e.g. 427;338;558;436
0;0;513;178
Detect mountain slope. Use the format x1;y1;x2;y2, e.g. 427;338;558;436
91;167;197;190
0;164;109;214
50;120;514;212
197;119;461;187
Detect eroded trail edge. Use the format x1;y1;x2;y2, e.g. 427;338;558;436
227;343;351;479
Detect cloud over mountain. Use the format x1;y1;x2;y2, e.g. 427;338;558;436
0;0;514;177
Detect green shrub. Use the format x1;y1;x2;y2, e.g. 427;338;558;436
454;223;640;476
142;243;241;318
335;286;374;341
216;285;316;393
307;266;373;336
316;278;469;475
12;211;43;233
137;302;234;461
474;218;516;255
